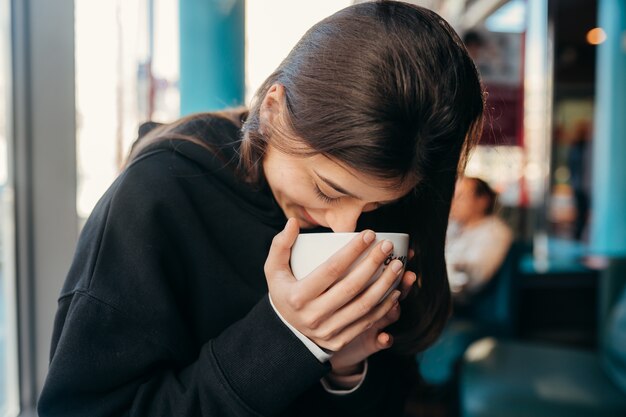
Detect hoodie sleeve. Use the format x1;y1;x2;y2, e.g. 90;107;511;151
37;149;330;417
39;291;329;417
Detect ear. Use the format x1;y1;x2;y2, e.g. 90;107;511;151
259;84;287;134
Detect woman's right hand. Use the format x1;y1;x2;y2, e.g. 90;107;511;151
264;218;404;353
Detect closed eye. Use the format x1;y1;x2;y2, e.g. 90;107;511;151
313;184;341;205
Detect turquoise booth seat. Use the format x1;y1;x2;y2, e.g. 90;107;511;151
418;241;529;385
459;259;626;417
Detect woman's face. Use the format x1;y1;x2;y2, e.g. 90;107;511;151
263;144;413;232
259;83;413;232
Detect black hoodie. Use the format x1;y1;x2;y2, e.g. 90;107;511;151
38;115;415;417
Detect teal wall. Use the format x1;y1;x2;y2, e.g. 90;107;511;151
179;0;245;115
591;0;626;256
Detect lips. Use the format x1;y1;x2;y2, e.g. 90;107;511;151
301;208;320;227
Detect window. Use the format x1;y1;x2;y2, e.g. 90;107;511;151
75;0;179;222
75;0;358;221
245;0;352;100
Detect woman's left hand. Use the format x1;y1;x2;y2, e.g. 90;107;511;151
328;268;417;375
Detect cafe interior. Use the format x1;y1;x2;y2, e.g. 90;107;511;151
0;0;624;416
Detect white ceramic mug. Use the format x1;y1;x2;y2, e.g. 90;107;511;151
290;232;410;294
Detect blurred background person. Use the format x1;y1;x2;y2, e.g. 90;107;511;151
567;120;592;240
446;176;513;300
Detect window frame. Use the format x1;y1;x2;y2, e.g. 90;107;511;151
11;0;78;414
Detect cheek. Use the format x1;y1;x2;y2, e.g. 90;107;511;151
276;177;315;207
270;168;303;198
292;189;321;209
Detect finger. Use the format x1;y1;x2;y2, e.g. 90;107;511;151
319;290;400;352
375;332;394;350
408;248;415;261
264;218;300;279
320;256;404;329
312;239;397;313
374;300;401;330
355;257;405;306
314;286;400;348
296;230;377;298
399;271;417;300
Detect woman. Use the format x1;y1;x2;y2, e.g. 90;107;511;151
446;177;513;297
39;1;484;416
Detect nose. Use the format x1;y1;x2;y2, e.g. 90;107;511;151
325;204;363;233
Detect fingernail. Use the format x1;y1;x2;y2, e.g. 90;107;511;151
381;240;393;254
409;272;417;284
391;259;403;274
391;290;401;301
363;230;375;244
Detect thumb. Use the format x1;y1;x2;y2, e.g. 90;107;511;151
264;218;300;279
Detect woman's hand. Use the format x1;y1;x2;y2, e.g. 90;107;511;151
265;218;408;356
328;267;417;376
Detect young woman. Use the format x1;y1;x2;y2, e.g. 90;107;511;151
38;1;484;416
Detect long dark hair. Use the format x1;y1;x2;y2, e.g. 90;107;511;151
240;1;484;354
130;1;484;354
